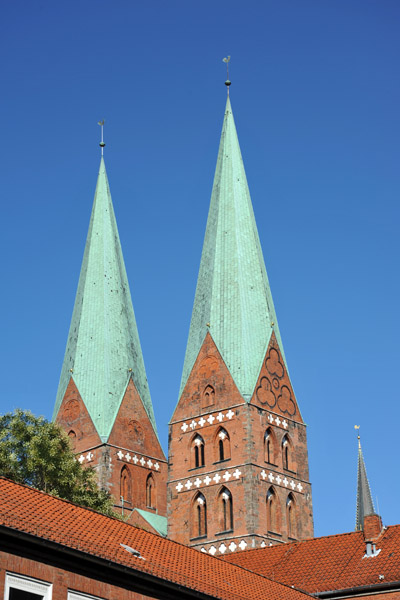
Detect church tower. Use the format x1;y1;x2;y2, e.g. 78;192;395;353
168;86;314;555
54;151;167;526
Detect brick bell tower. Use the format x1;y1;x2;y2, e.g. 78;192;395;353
54;150;167;531
168;85;314;555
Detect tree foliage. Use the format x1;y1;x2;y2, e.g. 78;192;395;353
0;409;116;516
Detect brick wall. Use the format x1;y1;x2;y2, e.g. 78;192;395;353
56;378;167;517
0;552;155;600
168;333;313;555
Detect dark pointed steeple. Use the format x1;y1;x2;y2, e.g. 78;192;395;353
355;434;375;531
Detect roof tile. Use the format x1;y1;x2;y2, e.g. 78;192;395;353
224;526;400;593
0;478;310;600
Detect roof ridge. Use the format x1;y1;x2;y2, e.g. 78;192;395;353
233;528;366;557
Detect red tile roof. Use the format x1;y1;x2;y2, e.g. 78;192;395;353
223;527;400;594
0;478;310;600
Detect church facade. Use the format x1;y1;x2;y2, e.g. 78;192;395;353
55;85;315;551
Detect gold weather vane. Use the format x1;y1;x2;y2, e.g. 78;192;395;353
98;119;105;156
354;424;361;445
223;56;231;93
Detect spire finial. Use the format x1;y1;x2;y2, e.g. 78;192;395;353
355;424;361;448
223;56;231;94
98;120;105;156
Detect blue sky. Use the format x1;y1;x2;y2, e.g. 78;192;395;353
1;1;399;537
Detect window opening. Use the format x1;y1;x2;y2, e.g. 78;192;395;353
266;487;279;533
5;574;52;600
120;465;131;503
287;493;296;538
202;385;215;407
282;434;292;471
219;487;233;532
216;428;230;462
193;434;205;468
193;493;207;537
264;428;275;464
146;473;155;508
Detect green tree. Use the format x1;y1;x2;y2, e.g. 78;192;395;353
0;409;116;516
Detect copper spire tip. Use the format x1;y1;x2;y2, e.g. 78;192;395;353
98;120;105;155
222;56;231;91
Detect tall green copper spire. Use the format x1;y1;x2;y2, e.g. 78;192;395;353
179;95;285;401
54;158;157;441
355;435;375;531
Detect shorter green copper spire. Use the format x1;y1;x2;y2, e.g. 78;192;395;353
179;94;285;401
355;430;375;530
54;158;157;442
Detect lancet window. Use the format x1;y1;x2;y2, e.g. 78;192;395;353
264;427;276;464
282;434;294;471
192;493;207;538
216;427;231;462
120;465;131;504
202;385;215;408
146;473;155;509
287;493;297;538
266;486;280;533
192;434;205;468
218;487;233;532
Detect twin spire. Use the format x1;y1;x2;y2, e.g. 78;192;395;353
55;78;377;533
179;94;285;401
54;157;157;442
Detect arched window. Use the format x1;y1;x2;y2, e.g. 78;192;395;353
202;385;215;408
192;493;207;538
146;473;155;509
216;428;231;462
282;434;294;471
192;434;205;468
287;493;297;538
120;466;131;503
266;487;280;533
264;427;276;464
218;487;233;532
